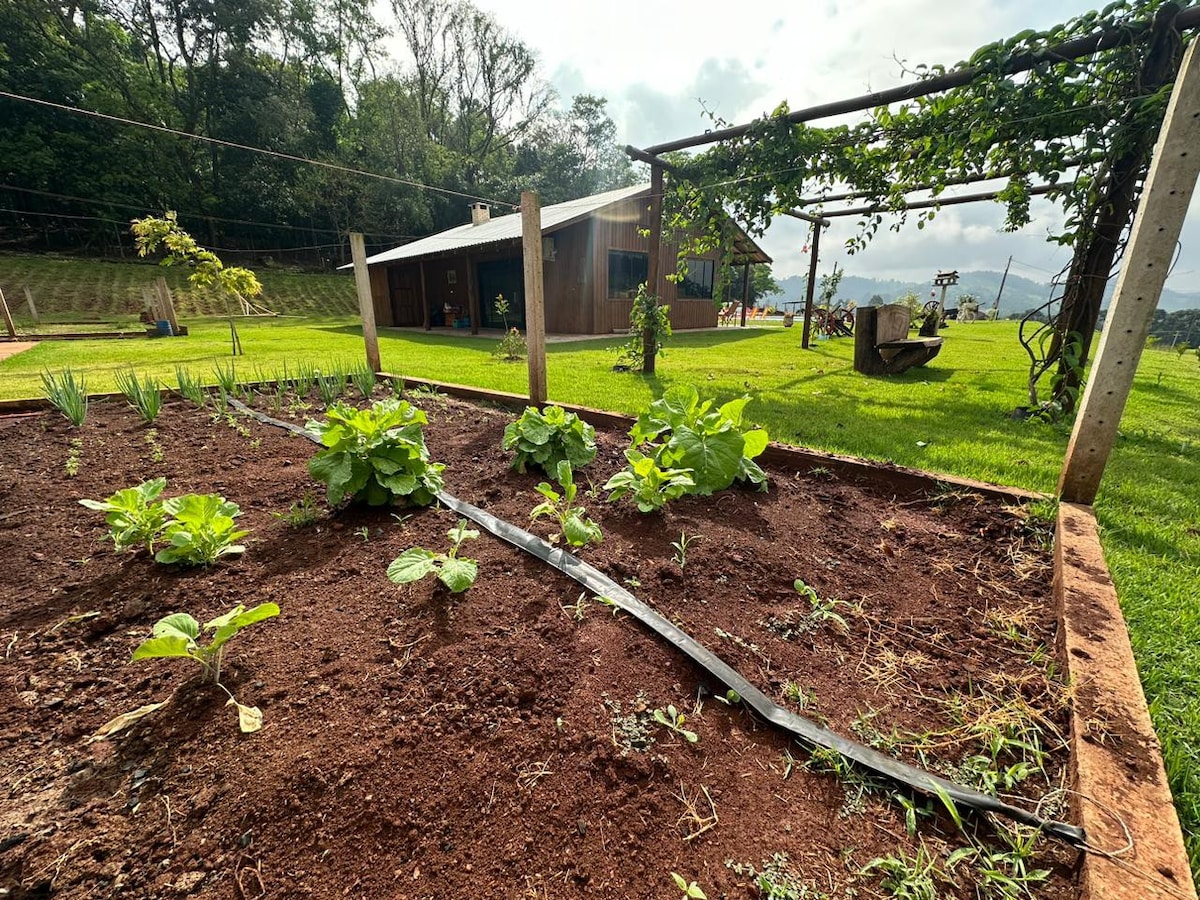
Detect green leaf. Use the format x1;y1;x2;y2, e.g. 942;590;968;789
207;602;280;653
667;426;744;495
437;557;478;593
742;429;769;459
386;548;438;584
562;512;602;547
671;873;688;892
131;635;194;661
153;613;200;641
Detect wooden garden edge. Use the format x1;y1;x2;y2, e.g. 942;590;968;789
1056;503;1195;900
4;375;1193;897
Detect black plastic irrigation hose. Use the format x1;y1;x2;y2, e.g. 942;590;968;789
230;398;1086;848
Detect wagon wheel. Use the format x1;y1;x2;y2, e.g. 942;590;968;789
838;309;855;335
923;300;940;315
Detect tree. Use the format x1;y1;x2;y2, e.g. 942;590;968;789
131;213;264;356
720;263;780;306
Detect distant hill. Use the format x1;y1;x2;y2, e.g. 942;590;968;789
773;270;1200;315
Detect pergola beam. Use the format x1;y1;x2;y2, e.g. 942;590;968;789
641;6;1200;156
815;181;1069;218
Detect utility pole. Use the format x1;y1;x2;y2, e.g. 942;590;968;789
993;256;1011;319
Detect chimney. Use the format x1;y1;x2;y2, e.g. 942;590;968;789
470;202;490;225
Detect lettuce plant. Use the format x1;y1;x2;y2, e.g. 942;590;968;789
387;520;479;593
630;385;768;495
132;602;279;732
79;477;168;553
155;494;249;565
531;461;603;548
603;449;695;512
502;405;597;474
307;399;445;507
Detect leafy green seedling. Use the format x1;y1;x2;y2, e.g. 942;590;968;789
670;873;706;899
531;460;603;548
502;405;597;474
387;520;480;593
307;398;445;507
155;494;249;565
653;704;698;743
671;531;699;569
604;449;694;512
132;602;280;732
79;477;168;554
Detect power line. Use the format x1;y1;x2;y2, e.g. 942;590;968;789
0;183;418;240
0;88;516;207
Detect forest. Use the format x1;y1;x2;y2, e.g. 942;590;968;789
0;0;637;265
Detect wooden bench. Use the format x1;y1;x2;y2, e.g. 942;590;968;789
853;304;943;375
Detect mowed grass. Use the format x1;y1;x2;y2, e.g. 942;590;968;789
4;317;1200;875
0;253;357;323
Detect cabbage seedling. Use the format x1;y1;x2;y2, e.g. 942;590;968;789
531;461;603;548
132;603;280;732
79;477;168;554
387;519;479;593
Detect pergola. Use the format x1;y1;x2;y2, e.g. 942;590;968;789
622;8;1200;504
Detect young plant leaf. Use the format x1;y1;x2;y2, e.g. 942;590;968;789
437;557;478;593
386;548;439;584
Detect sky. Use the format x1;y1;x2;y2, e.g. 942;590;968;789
466;0;1200;293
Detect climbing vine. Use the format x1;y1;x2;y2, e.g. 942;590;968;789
659;0;1190;409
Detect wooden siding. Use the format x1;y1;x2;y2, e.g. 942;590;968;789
590;195;719;333
543;220;593;334
369;266;391;325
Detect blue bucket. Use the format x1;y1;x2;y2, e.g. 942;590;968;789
156;320;173;336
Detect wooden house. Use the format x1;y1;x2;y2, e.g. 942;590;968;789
358;184;770;335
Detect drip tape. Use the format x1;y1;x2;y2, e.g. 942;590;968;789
230;397;1086;848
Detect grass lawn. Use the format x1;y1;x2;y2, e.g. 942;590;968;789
4;317;1199;875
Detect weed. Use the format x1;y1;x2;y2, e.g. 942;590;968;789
804;747;887;818
671;531;699;570
652;704;698;743
530;461;603;548
763;580;855;639
355;526;371;542
860;843;942;900
174;366;207;407
783;681;816;710
675;782;718;841
603;691;656;753
41;368;88;426
274;494;320;528
387;520;479;593
560;594;590;622
726;852;823;899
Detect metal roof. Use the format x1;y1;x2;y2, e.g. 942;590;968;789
354;182;771;267
361;184;650;266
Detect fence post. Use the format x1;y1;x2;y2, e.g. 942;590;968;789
521;191;547;405
350;232;382;373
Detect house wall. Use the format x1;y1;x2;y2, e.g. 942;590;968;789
589;195;720;333
543;220;593;334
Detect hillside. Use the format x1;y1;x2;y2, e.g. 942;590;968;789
775;269;1200;315
0;254;358;321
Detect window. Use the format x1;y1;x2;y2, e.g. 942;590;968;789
679;258;715;300
608;250;648;299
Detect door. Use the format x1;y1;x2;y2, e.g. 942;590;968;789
388;266;421;326
477;258;525;330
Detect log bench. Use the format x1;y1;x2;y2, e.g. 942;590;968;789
853;304;943;375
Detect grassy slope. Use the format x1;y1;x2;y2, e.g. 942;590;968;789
0;253;357;322
3;310;1199;872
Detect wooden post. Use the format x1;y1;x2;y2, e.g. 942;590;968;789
154;277;180;335
419;261;430;331
0;288;17;340
349;232;382;373
740;263;751;326
521;191;548;405
22;287;39;325
466;257;480;334
643;164;664;374
801;224;822;349
1059;38;1200;505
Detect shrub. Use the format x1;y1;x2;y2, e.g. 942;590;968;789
155;494;249;565
630;385;768;495
41;368;88;426
502;405;597;474
494;327;527;361
307;398;445;507
79;477;168;553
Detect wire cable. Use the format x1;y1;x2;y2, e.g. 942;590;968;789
0;89;516;207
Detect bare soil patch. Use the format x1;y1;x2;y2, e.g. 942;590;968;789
1;391;1079;898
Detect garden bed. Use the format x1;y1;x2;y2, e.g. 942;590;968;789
0;388;1112;898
